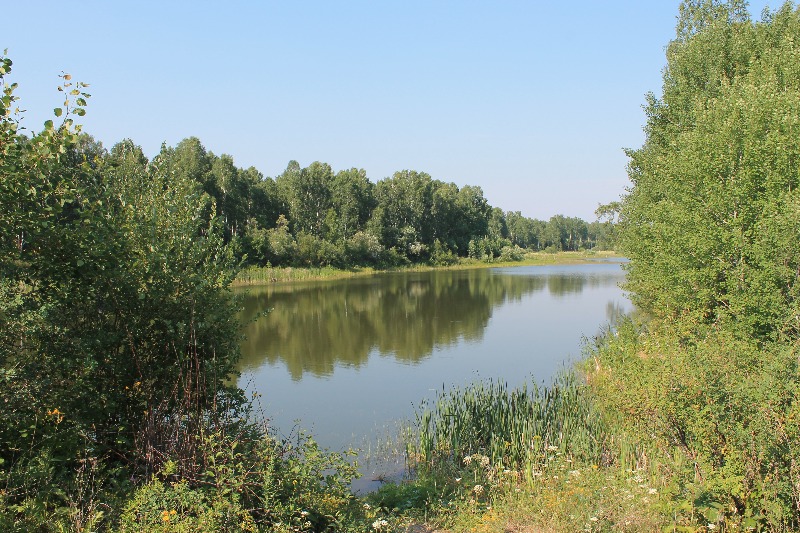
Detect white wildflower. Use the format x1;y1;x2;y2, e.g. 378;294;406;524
372;519;389;531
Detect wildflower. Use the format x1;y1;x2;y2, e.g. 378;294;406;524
480;455;490;467
473;484;485;496
300;511;309;517
547;445;559;452
371;519;389;531
463;455;472;465
569;470;581;477
46;408;64;424
161;510;170;522
590;516;598;522
363;503;371;510
648;487;657;495
708;525;717;531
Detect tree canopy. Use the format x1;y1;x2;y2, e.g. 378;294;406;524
620;0;800;341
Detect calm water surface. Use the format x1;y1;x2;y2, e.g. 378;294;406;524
236;262;630;482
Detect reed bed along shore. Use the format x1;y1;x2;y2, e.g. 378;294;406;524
233;250;622;287
409;373;607;475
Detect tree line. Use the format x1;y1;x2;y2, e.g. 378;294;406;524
107;136;617;269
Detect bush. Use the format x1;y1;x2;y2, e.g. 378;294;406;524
344;231;385;266
119;424;364;533
589;320;800;530
498;245;525;262
429;239;458;266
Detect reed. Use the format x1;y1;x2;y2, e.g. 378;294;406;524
411;373;608;472
234;265;375;285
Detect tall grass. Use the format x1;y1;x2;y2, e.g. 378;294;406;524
234;251;622;286
411;373;608;473
234;265;374;285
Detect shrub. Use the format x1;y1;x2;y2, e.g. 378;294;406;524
589;320;800;530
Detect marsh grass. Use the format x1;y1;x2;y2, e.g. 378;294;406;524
392;370;669;532
233;251;621;287
234;265;377;285
411;373;607;474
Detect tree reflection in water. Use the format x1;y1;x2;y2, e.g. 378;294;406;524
237;266;625;380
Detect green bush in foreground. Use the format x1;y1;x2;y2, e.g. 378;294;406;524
589;320;800;531
118;425;363;533
0;53;370;533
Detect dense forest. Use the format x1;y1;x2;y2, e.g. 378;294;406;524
106;137;617;269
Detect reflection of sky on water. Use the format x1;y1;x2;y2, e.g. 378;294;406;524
236;263;632;466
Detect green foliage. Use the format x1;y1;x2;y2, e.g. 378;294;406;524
411;374;607;476
600;4;800;529
119;428;363;533
498;245;525;262
589;320;800;530
0;55;249;530
428;239;458;266
620;1;800;340
101;141;607;271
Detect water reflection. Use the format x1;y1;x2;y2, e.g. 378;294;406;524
237;265;625;380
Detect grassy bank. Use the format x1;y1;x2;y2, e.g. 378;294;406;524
370;317;799;532
362;362;664;533
233;250;621;286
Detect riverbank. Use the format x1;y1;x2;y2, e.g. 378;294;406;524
233;250;622;286
384;314;800;532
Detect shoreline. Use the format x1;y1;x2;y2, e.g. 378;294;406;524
232;250;623;286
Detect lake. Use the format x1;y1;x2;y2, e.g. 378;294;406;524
236;261;630;488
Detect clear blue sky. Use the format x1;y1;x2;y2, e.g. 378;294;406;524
4;1;775;220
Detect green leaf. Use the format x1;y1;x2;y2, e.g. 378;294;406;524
75;108;86;117
44;119;53;130
54;107;63;117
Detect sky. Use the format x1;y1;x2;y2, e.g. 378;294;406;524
3;1;776;221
